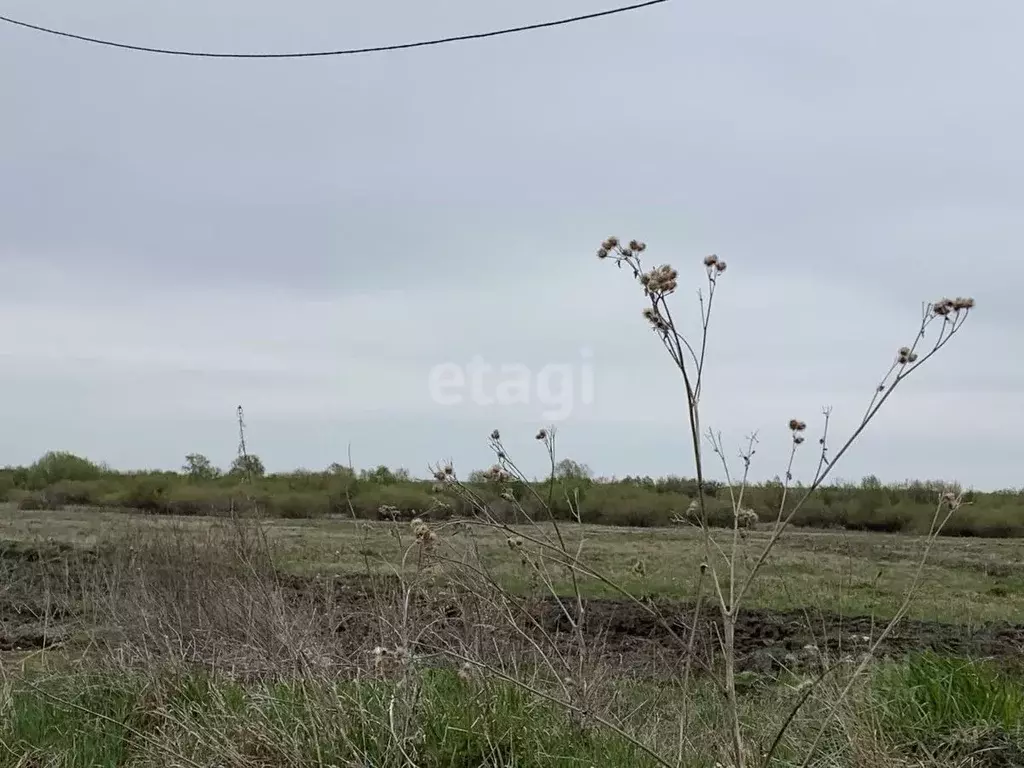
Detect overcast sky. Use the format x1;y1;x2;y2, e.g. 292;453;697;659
1;1;1020;489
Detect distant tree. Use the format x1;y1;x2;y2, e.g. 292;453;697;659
327;462;355;478
554;458;592;481
182;453;219;481
229;454;265;480
359;465;405;484
26;451;103;489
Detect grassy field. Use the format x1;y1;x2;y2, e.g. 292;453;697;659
4;505;1023;623
1;505;1022;766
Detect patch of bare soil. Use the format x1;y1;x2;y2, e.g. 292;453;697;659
3;541;1022;678
306;575;1024;676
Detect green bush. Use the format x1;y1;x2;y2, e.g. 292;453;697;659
264;492;332;519
159;485;249;516
12;490;63;511
350;484;434;518
3;453;1023;537
581;486;684;527
24;451;104;490
43;480;107;507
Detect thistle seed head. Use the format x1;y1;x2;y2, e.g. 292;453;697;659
703;254;719;267
931;298;956;317
642;306;669;332
714;260;727;273
535;428;548;440
490;429;501;441
643;264;678;296
788;419;807;432
485;464;510;483
897;346;919;365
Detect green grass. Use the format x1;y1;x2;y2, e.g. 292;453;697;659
3;660;1022;768
0;670;663;768
873;653;1024;742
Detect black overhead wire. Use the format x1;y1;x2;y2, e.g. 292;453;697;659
0;0;670;59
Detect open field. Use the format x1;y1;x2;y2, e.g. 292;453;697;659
2;505;1022;766
4;505;1024;623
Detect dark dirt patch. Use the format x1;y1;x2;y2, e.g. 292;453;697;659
4;542;1023;677
288;574;1024;676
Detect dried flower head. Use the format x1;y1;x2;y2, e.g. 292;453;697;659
605;236;620;249
952;296;975;311
930;298;957;317
642;264;678;296
788;419;807;432
794;435;805;445
714;260;727;273
535;428;548;441
703;254;719;267
490;429;501;441
411;517;437;548
597;247;609;259
628;239;647;252
484;464;511;483
896;346;919;365
642;306;669;332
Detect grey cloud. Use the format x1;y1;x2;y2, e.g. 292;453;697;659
0;0;1020;487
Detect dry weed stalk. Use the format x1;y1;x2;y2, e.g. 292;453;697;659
425;436;686;765
606;239;973;767
432;238;973;768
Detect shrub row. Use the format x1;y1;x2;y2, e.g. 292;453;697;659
4;475;1024;537
1;452;1021;536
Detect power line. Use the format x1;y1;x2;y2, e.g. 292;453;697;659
0;1;669;59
